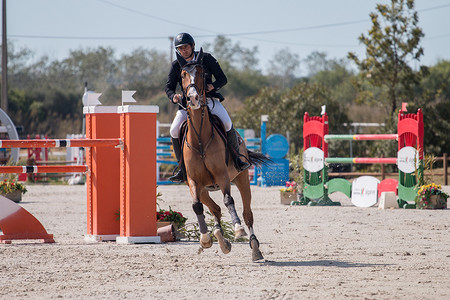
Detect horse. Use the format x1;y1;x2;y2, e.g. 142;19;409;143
176;48;269;261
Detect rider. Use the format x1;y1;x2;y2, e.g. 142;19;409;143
165;32;250;182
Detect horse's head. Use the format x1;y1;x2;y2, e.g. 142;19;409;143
177;48;205;110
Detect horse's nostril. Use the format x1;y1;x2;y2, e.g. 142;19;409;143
195;95;199;100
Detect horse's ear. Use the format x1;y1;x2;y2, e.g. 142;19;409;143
197;47;204;64
176;52;187;67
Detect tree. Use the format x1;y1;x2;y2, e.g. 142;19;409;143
204;35;260;72
203;35;266;101
304;51;331;77
234;82;349;152
418;59;450;101
411;60;450;155
267;48;300;90
308;53;357;104
348;0;428;117
117;48;169;100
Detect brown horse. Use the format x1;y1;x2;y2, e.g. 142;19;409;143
177;48;269;261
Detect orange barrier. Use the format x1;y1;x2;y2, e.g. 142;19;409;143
0;195;55;244
84;105;160;244
84;106;122;242
0;104;160;244
116;106;158;243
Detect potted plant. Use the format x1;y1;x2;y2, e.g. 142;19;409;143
157;207;187;228
280;181;298;205
156;206;187;240
412;153;448;209
415;183;448;209
0;175;28;203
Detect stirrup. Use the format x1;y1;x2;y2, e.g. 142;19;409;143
169;169;186;182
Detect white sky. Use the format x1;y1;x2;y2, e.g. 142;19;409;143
5;0;450;74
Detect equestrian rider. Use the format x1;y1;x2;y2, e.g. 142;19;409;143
165;32;250;182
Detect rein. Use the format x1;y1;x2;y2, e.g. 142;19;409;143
184;105;215;160
183;63;214;160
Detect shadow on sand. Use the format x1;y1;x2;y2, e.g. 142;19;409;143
262;259;390;268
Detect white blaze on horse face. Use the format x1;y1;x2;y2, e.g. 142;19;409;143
187;68;201;110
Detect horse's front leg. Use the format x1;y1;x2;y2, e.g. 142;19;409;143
198;189;231;254
188;182;212;249
219;181;246;239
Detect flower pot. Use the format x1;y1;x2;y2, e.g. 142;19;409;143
157;223;175;242
417;194;447;209
280;191;297;205
157;221;185;241
2;190;23;203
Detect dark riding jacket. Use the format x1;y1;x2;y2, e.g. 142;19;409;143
165;51;227;110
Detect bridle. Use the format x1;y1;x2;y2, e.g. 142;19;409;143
181;61;214;160
182;63;206;109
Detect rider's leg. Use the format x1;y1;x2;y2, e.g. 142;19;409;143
169;110;188;182
169;138;186;182
226;126;250;171
207;99;250;171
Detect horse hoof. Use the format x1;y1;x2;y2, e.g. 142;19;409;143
252;248;264;262
200;233;212;249
234;224;247;238
249;235;264;261
214;229;232;254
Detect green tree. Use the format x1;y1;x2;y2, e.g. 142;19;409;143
234;82;349;152
411;60;450;155
204;35;259;72
117;48;169;101
304;51;332;77
348;0;428;117
203;35;267;101
308;53;357;104
418;59;450;100
267;48;300;90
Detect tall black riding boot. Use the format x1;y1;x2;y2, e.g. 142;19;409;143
169;138;186;182
227;127;250;171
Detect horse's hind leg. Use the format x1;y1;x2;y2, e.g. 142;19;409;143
215;176;245;237
233;171;264;262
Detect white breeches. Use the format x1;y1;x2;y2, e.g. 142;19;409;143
170;99;232;138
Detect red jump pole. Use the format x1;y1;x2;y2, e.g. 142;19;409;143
0;165;88;174
324;134;398;141
353;134;397;140
353;157;397;164
0;138;122;148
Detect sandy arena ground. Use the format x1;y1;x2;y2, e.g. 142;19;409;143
1;184;449;299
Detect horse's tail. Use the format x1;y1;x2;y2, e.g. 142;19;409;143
247;150;272;168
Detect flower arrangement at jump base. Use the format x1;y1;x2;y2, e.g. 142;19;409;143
0;175;27;203
157;207;187;229
280;181;298;205
280;181;297;193
415;183;448;209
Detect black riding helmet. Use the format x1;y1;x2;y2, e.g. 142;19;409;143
174;33;195;56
